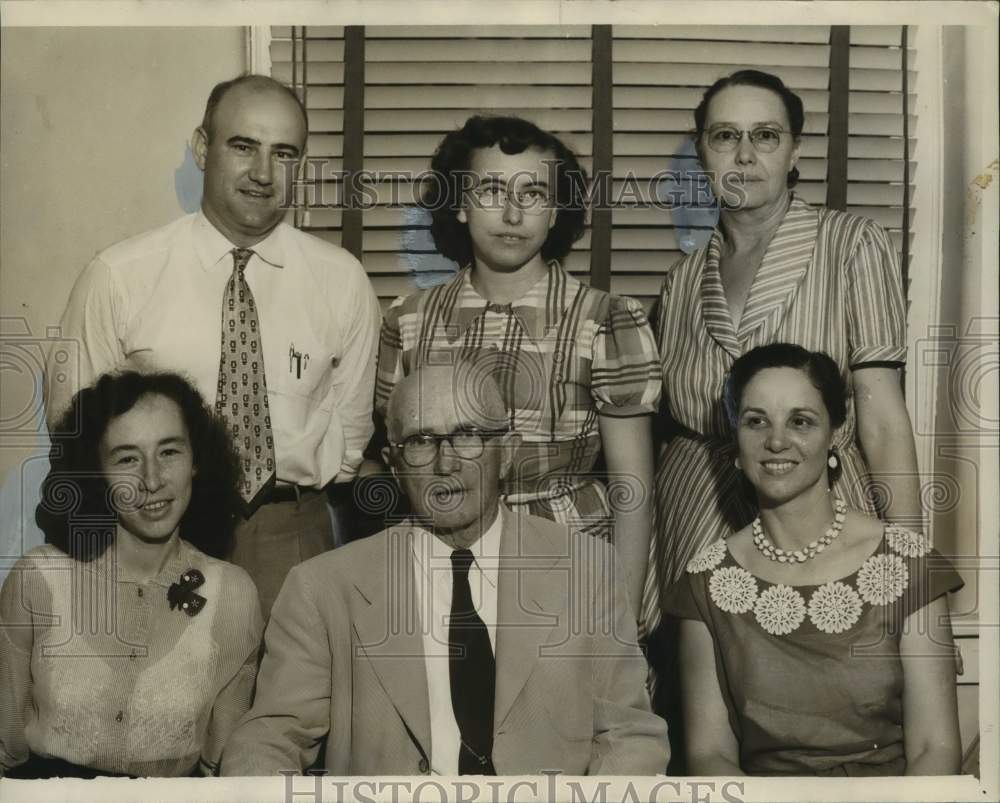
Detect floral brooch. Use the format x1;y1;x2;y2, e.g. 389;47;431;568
167;569;206;616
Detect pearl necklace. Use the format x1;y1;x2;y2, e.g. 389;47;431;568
752;498;848;563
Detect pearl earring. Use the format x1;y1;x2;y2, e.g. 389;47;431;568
827;452;839;470
734;457;741;471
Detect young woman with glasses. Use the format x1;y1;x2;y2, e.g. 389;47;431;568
364;115;661;622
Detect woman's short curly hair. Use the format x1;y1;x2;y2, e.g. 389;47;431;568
421;115;589;267
724;343;848;430
693;69;805;188
37;371;242;561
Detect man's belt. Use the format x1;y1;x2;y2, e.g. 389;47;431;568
269;484;322;504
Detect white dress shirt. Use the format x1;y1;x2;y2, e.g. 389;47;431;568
46;212;382;486
410;508;501;776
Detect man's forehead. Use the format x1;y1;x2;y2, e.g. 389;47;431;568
391;372;502;435
396;390;476;432
214;86;306;135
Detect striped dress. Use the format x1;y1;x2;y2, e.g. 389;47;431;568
644;194;907;630
374;262;661;537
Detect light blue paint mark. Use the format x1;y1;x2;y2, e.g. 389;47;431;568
400;206;459;290
174;142;203;213
655;137;719;255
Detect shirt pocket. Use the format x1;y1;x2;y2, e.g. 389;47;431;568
265;319;336;406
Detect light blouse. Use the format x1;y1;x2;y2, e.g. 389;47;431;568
0;537;263;777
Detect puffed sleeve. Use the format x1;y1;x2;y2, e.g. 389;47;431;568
845;220;907;367
0;554;47;775
372;296;407;422
591;294;661;416
198;565;265;776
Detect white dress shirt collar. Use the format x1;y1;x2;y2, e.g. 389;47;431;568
191;210;285;272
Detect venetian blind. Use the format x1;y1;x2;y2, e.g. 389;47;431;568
847;26;916;290
611;25;832;301
270;25;915;306
270;27;347;252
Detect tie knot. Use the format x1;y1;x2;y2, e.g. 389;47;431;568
232;248;254;273
450;548;475;578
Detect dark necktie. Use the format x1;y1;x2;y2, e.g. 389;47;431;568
216;248;276;515
449;548;497;775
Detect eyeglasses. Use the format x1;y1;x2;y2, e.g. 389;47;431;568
468;185;552;215
390;426;510;467
704;125;786;154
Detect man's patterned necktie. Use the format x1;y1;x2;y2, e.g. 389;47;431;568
216;247;276;515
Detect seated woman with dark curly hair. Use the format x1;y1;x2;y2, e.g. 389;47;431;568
0;371;263;778
666;343;962;776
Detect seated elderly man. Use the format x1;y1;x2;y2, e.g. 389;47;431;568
221;361;668;776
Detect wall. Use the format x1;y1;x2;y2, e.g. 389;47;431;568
929;24;999;770
934;25;997;614
0;27;244;559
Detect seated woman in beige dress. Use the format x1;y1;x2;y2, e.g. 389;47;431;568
667;343;962;776
1;371;263;778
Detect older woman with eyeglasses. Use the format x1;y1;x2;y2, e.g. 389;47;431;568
645;70;923;632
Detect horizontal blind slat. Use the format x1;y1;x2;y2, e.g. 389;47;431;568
365;62;591;84
615;87;830;115
607;251;683;272
363;85;592;108
273;63;344;85
271;26;344;38
850;44;916;70
613;26;830;44
850;26;911;46
365;108;591;131
613;40;830;66
366;26;592;38
614;63;831;90
271;40;344;62
366;39;591;62
848;114;917;137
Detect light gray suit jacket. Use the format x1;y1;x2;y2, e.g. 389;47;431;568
221;508;668;776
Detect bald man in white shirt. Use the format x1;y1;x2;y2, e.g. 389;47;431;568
44;75;381;615
222;362;668;776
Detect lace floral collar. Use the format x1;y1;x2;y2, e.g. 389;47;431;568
686;526;930;636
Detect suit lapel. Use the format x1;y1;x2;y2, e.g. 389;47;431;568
351;527;432;756
735;195;817;343
493;510;567;730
